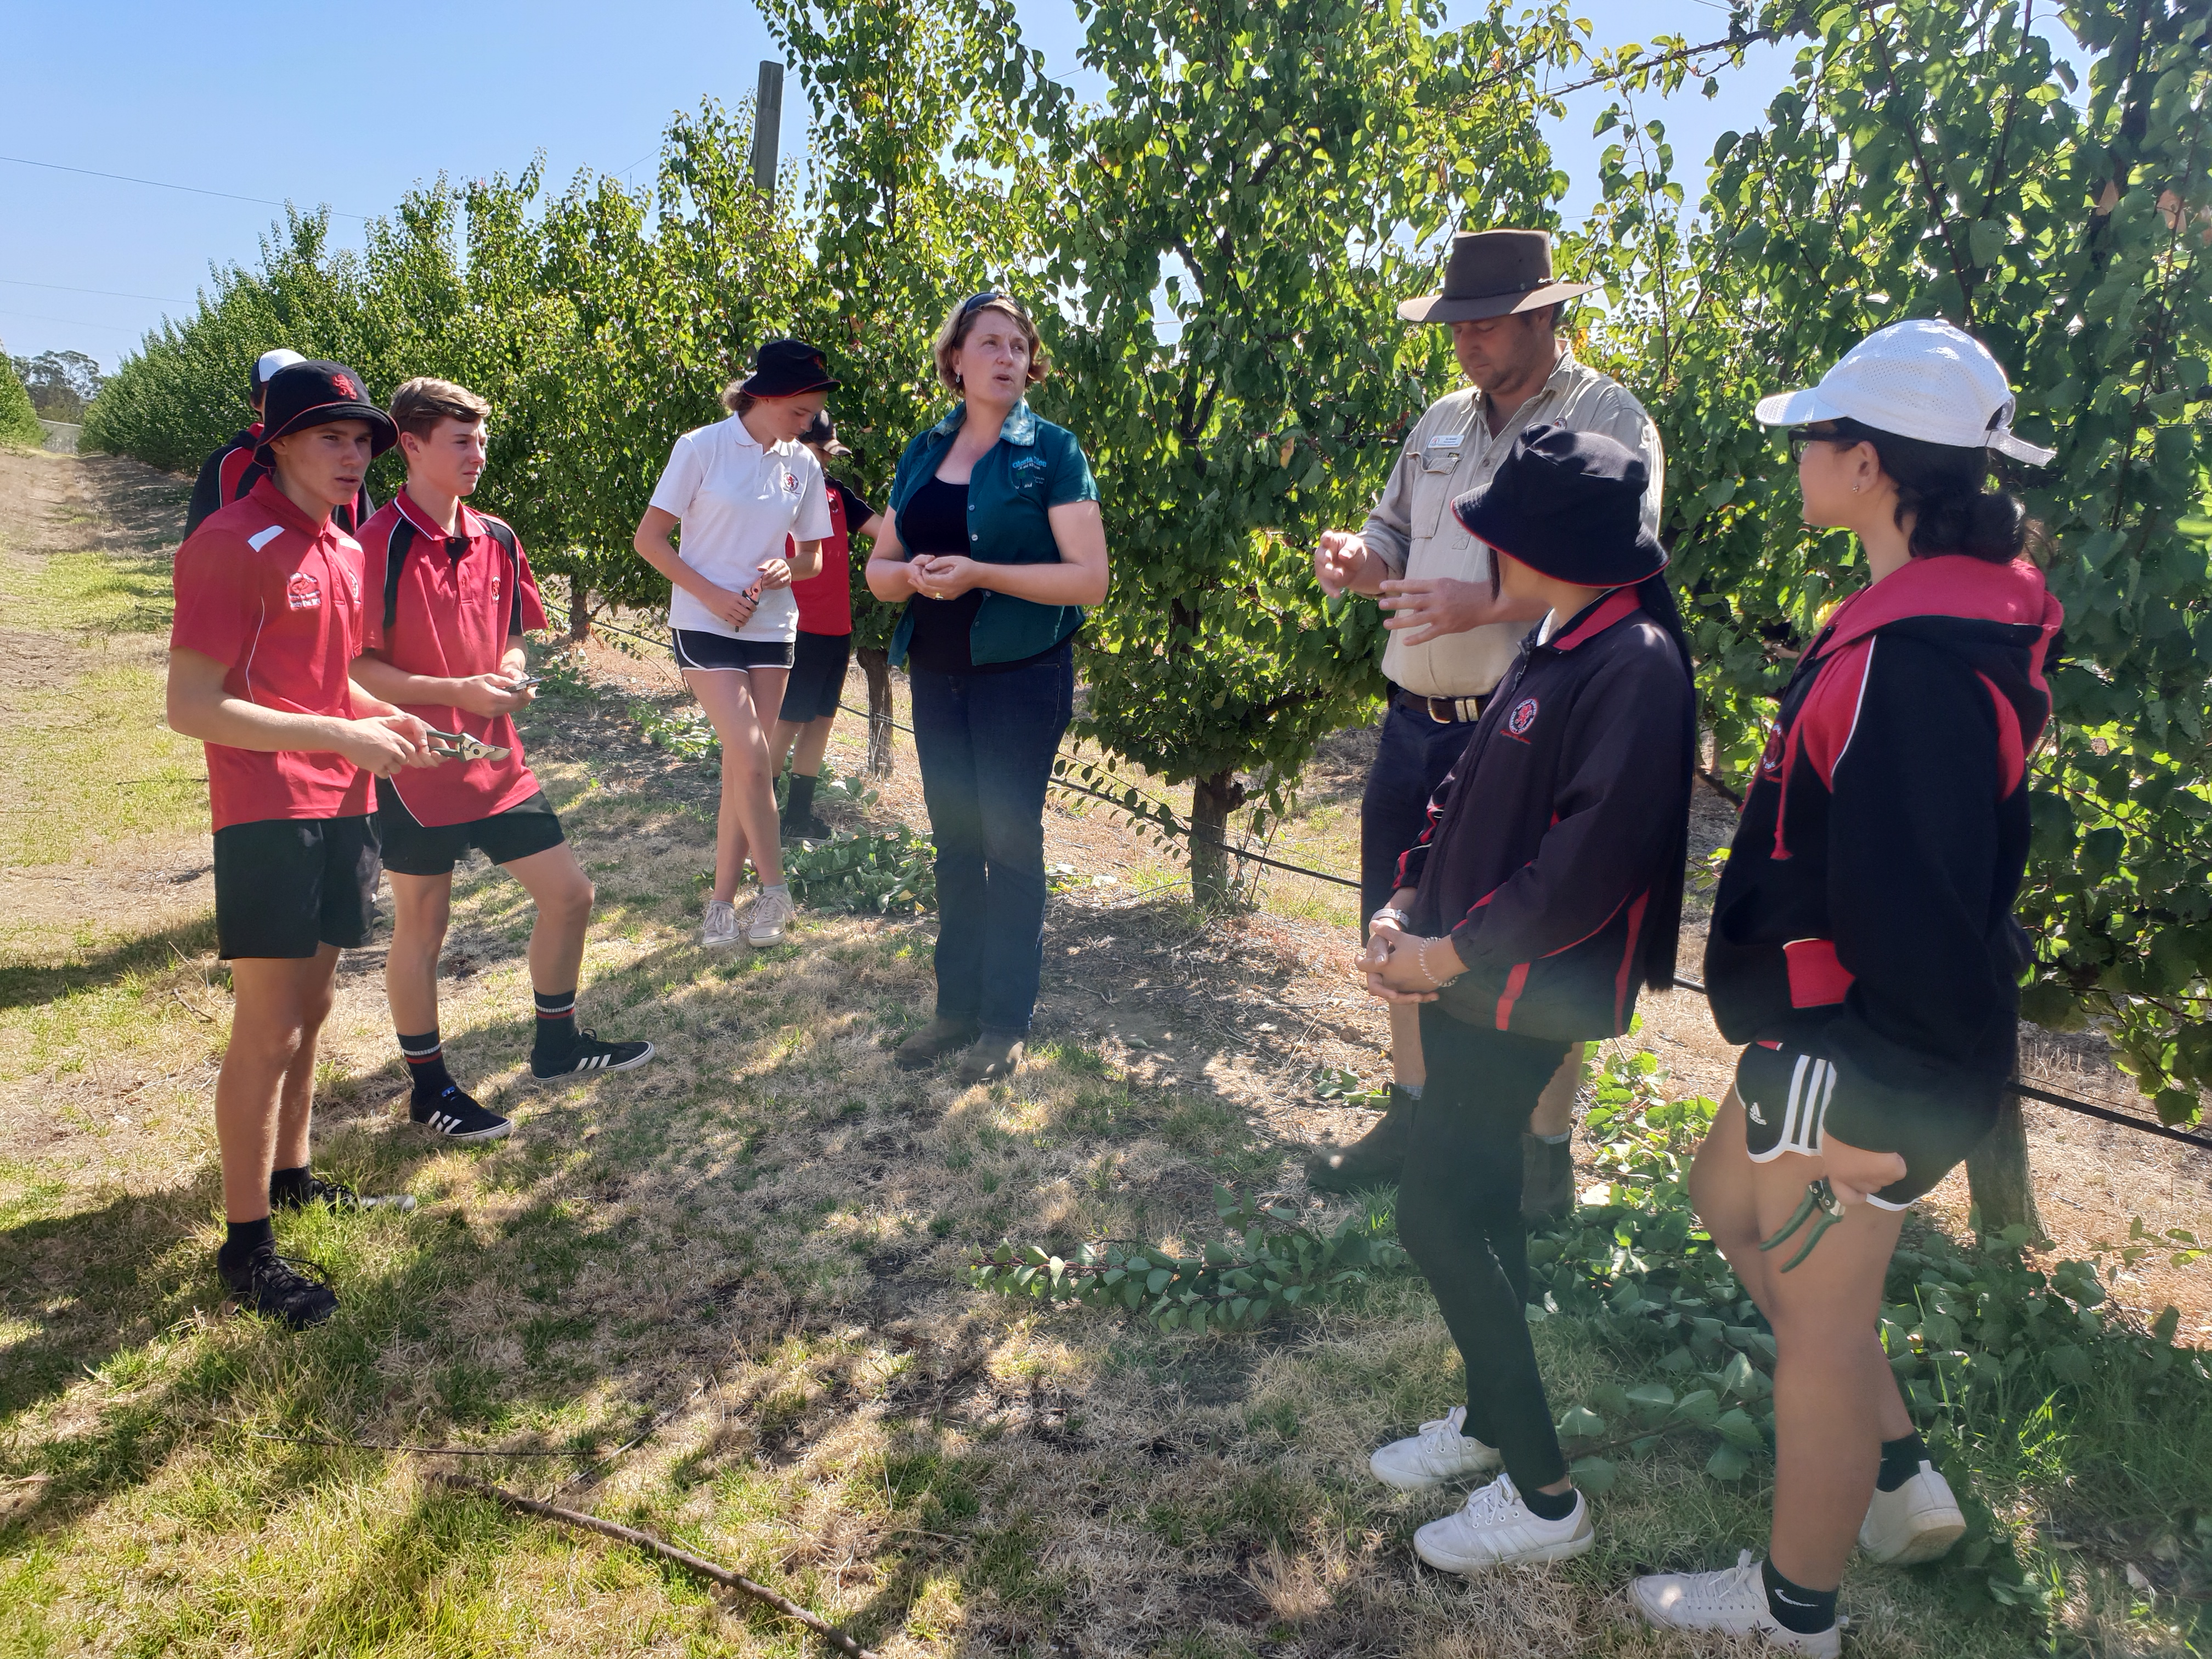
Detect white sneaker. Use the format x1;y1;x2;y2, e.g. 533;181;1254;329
1632;1551;1842;1658
745;887;795;947
1413;1472;1594;1572
1860;1461;1966;1564
1369;1406;1504;1491
701;898;745;949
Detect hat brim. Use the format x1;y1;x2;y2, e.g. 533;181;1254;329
256;400;398;459
1752;387;1849;427
1992;431;2057;466
741;374;842;398
1397;280;1594;324
1453;488;1669;586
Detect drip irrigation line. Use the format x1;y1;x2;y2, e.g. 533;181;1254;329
537;611;2212;1153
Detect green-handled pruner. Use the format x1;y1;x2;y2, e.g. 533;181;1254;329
422;727;511;763
1760;1177;1847;1272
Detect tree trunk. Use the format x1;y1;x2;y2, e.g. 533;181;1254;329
566;578;593;643
858;646;895;778
1966;1100;2045;1240
1189;770;1246;907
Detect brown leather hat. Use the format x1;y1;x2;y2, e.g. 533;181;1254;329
1397;228;1593;324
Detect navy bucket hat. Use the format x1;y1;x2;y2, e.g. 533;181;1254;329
1452;424;1666;587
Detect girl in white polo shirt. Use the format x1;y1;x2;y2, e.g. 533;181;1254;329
633;340;836;948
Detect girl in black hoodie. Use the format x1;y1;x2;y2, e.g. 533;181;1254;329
1356;425;1696;1573
1633;320;2061;1657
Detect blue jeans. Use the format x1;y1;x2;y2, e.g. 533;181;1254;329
1361;697;1483;932
908;644;1074;1035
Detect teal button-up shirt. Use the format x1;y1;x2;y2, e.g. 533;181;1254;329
886;399;1100;669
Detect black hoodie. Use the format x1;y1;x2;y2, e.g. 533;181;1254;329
1400;587;1696;1041
1705;554;2062;1163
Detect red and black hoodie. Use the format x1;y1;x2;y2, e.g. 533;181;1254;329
1401;586;1696;1041
1705;554;2063;1159
185;425;372;539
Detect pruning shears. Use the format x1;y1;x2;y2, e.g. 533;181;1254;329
1760;1176;1847;1273
422;727;511;763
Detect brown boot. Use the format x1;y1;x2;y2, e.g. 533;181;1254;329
1304;1084;1415;1193
956;1032;1025;1085
893;1017;980;1070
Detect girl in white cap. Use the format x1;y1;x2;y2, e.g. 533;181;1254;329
1629;319;2061;1654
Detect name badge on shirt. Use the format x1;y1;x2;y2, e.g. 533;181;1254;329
1430;432;1464;449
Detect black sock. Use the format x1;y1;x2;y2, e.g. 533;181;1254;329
1877;1430;1928;1493
784;771;818;818
269;1166;311;1207
219;1215;274;1272
1520;1481;1579;1522
1762;1558;1838;1634
400;1029;452;1098
532;991;578;1059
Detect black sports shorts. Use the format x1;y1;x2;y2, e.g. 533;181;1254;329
213;814;381;959
1735;1039;1997;1210
673;629;795;673
776;630;851;724
375;784;567;877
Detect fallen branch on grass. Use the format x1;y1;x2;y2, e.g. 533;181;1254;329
431;1473;880;1658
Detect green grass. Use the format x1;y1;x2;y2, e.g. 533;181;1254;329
1;512;2206;1657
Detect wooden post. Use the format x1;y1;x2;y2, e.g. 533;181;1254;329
750;61;784;195
857;646;895;777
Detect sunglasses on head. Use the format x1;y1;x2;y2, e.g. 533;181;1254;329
960;290;1014;317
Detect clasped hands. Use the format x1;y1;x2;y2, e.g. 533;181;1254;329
1358;907;1466;1005
902;555;984;601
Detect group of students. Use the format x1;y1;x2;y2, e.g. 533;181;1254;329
168;283;2059;1655
1341;313;2061;1657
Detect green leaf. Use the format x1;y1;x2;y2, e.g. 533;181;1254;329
1568;1456;1618;1494
1706;1443;1753;1481
1716;1407;1765;1450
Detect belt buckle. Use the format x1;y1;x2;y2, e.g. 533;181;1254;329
1426;697;1453;725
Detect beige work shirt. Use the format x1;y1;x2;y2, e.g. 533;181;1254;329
1361;347;1664;699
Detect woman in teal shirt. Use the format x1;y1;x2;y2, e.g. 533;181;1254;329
865;292;1109;1083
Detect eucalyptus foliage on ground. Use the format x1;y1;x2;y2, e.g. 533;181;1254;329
970;1186;1407;1334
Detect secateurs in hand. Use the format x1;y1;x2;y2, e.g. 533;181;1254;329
1760;1176;1846;1272
422;727;511;763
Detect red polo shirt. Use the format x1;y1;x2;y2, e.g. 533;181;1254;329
787;477;872;636
170;477;373;831
357;489;549;827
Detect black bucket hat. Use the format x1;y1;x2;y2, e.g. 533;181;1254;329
1452;424;1666;586
741;338;840;398
255;360;396;460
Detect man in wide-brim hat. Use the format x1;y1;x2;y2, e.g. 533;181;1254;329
1305;227;1666;1218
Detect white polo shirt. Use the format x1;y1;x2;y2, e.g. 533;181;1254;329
649;414;833;641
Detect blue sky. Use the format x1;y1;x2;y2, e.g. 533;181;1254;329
1;2;2070;380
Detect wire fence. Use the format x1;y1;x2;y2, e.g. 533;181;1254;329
533;605;2212;1156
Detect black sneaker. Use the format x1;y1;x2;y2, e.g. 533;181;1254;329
781;809;834;843
274;1173;418;1214
529;1030;654;1083
221;1244;338;1329
409;1084;515;1143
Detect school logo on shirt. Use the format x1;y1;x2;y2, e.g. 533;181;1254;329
286;572;323;611
1759;729;1785;777
780;469;800;495
1506;696;1540;737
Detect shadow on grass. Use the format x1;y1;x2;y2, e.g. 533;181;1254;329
0;913;220;1015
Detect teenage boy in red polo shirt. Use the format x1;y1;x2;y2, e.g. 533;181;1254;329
770;411;881;840
185;348;375;538
168;360;440;1329
353;378;651;1143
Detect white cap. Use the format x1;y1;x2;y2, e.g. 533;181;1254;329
1753;318;2055;466
253;348;307;391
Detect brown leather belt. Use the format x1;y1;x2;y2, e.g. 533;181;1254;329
1394;689;1488;725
